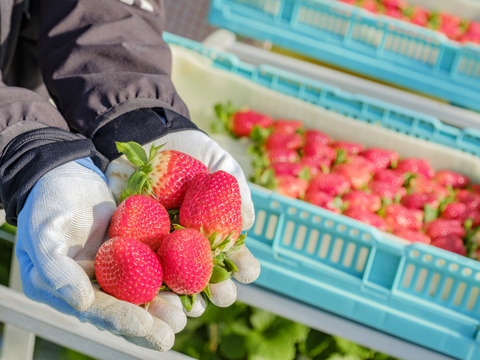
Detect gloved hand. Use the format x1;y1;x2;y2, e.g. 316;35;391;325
105;129;261;307
15;158;191;351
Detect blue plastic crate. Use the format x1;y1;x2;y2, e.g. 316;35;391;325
164;32;480;359
207;0;480;113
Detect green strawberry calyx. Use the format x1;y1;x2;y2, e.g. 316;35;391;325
116;141;165;202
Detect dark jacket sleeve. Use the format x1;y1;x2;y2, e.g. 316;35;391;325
37;0;199;158
0;0;199;225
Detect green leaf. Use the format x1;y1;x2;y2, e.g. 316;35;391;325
218;333;247;360
423;204;438;223
224;258;238;273
120;170;149;201
250;308;276;332
180;294;196;312
333;336;373;359
116;141;148;167
209;266;232;284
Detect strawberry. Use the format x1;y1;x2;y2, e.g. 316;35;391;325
424;218;466;240
109;194;171;252
400;192;440;211
332;162;372;190
383;203;424;231
343;208;389;231
304;129;331;146
373;169;405;188
213;102;273;138
271;119;304;134
275;175;309;199
264;132;303;151
179;170;242;244
396;158;435;179
359;147;399;170
342;190;381;213
301;143;337;163
116;141;208;209
392;228;431;244
368;180;407;200
158;228;213;295
304;190;343;213
299;155;331;176
271;162;306;177
267;148;300;164
331;140;365;156
95;236;163;305
408;6;430;27
431;235;467;256
433;170;470;189
440;202;468;221
407;174;450;199
306;172;351;197
360;0;379;13
456;189;480;210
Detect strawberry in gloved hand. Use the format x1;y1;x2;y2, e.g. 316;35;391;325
105;129;261;311
16;159;187;351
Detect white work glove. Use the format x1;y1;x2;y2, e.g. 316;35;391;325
15;158;191;351
105;129;261;307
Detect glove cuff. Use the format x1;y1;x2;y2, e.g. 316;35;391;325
0;127;104;225
92;108;201;161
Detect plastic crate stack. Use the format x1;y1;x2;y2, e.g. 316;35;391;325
165;0;480;355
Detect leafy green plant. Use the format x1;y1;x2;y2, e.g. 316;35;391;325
173;301;399;360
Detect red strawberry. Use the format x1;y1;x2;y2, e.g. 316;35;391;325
409;6;430;27
331;140;365;156
384;203;424;231
343;208;389;231
465;209;480;227
368;180;407;200
471;184;480;194
271;162;305;177
179;170;242;243
456;189;480;210
424;219;466;240
407;174;450;199
400;192;440;211
109;195;170;252
116;141;208;209
265;132;303;151
396;158;435;179
360;0;379;12
431;235;467;256
213;102;273;138
275;175;309;199
440;202;467;221
231;109;274;137
267;148;299;164
299;155;331;176
158;228;213;295
360;147;399;170
433;170;470;189
342;190;381;212
392;228;431;244
306;172;351;197
95;236;163;305
304;190;342;214
332;162;372;189
301;143;337;163
373;169;405;188
271;119;304;134
304;129;331;146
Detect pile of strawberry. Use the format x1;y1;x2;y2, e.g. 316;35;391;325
338;0;480;45
94;141;245;310
213;102;480;259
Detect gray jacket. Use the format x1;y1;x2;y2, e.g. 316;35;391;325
0;0;198;224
